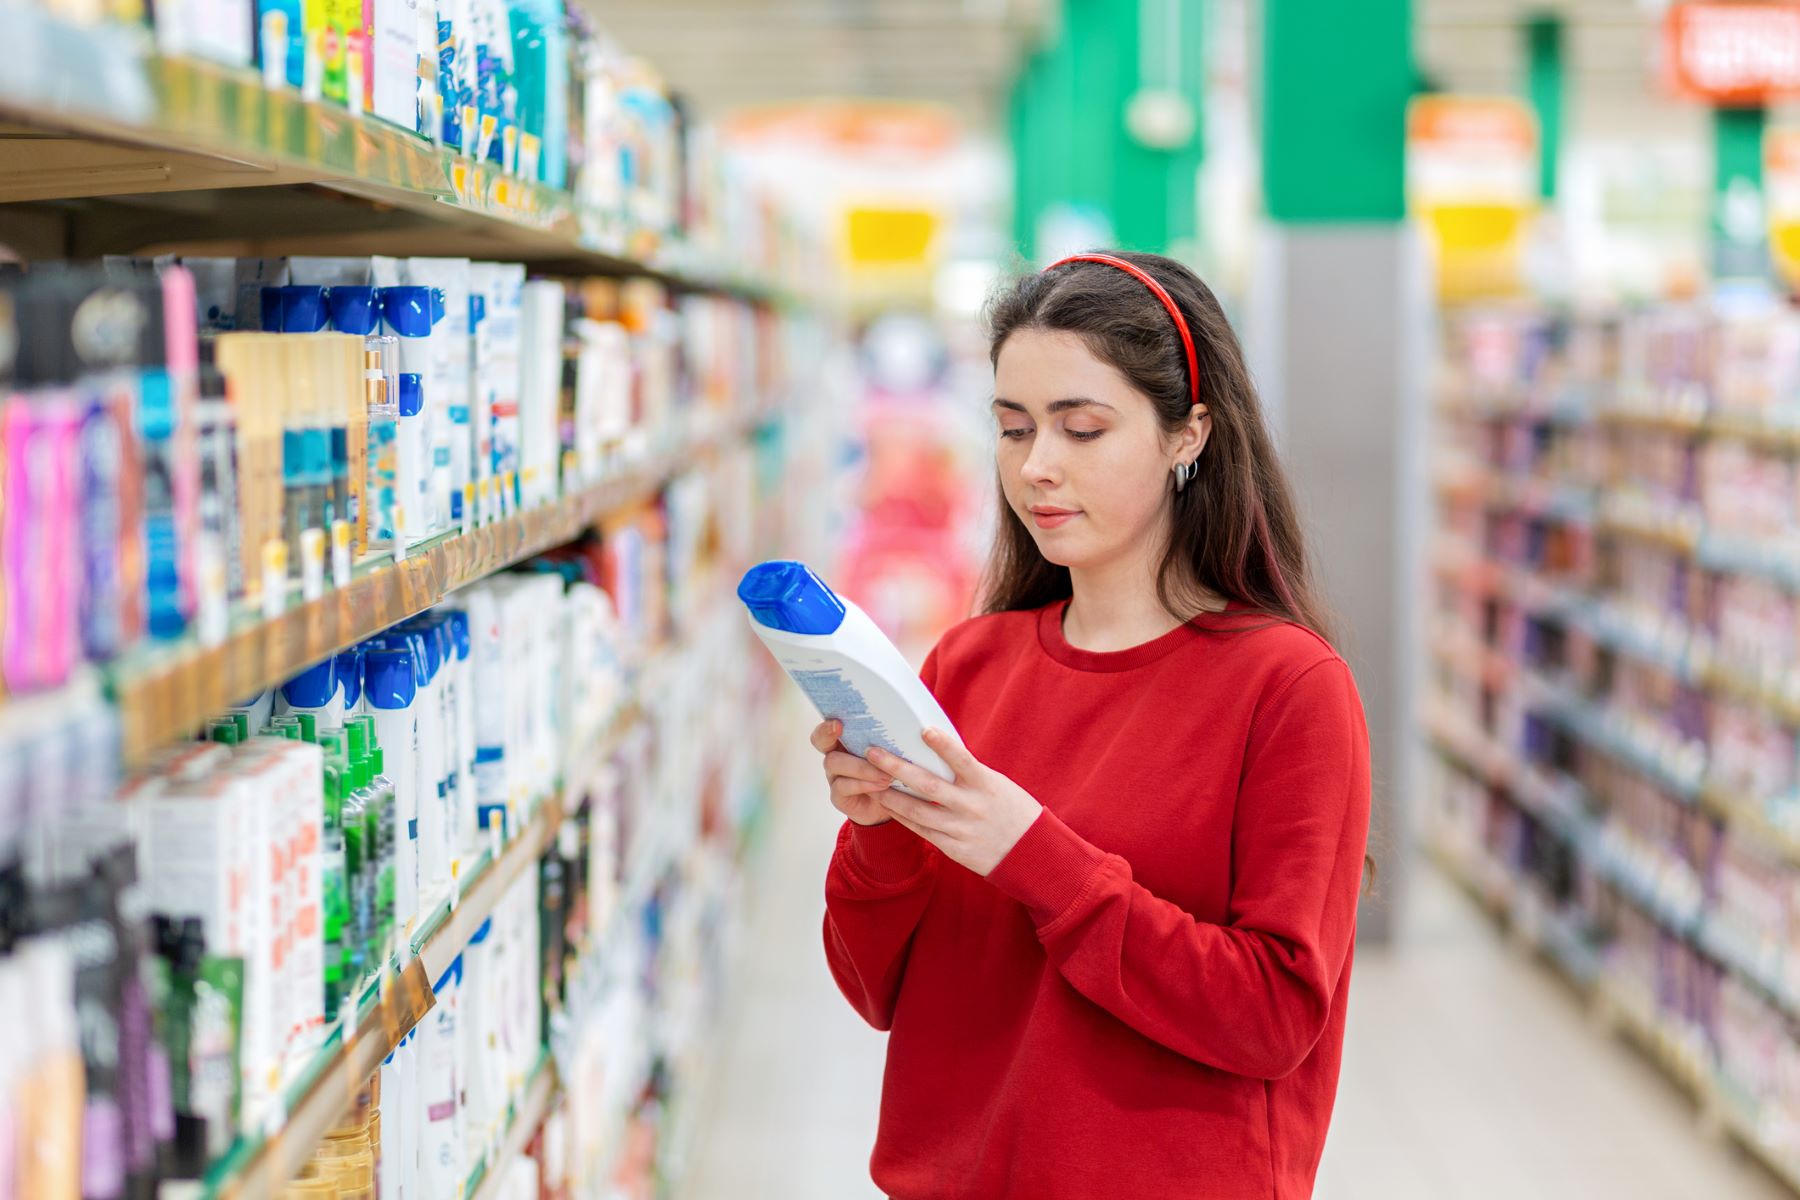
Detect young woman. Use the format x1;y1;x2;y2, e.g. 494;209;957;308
816;251;1372;1200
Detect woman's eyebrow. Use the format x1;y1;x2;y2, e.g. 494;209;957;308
991;397;1117;414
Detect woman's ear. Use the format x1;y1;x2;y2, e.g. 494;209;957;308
1178;404;1212;466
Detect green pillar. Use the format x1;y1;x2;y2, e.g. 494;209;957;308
1006;0;1205;260
1713;104;1767;281
1009;52;1041;260
1262;0;1411;223
1526;14;1562;201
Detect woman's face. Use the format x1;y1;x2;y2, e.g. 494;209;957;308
992;328;1200;574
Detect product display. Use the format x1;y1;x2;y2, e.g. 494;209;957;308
0;254;783;702
0;5;826;1183
1429;301;1800;1186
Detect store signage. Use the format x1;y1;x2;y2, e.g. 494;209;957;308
1663;3;1800;104
1765;128;1800;286
1406;95;1539;301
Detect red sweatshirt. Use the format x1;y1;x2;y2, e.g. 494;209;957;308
823;599;1371;1200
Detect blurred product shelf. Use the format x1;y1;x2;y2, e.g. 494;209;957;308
1428;303;1800;1193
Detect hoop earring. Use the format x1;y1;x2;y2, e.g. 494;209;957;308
1173;461;1192;492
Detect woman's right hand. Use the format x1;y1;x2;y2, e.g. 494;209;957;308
812;719;896;826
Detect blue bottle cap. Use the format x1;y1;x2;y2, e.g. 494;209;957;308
737;561;847;635
336;648;365;710
327;286;380;336
397;373;424;418
275;285;330;334
381;286;439;338
281;658;338;710
433;954;464;994
446;611;470;662
405;622;442;681
363;649;417;710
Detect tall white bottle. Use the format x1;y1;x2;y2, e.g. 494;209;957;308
738;560;958;793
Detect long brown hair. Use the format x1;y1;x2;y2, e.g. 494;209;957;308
979;250;1336;647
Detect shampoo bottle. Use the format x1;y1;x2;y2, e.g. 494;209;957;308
738;560;958;793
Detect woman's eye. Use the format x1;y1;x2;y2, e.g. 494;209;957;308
1067;428;1104;442
999;427;1032;441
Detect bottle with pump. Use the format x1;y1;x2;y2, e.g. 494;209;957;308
738;560;960;794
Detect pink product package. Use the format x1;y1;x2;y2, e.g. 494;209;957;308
3;394;82;692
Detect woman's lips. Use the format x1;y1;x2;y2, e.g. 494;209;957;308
1030;507;1079;530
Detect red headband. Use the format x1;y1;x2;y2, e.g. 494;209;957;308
1046;253;1201;408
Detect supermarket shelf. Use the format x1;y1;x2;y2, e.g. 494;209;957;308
0;8;776;297
1428;704;1800;1023
1598;404;1800;454
1425;839;1603;986
1595;506;1702;557
1424;706;1599;853
1427;628;1518;691
203;703;639;1199
205;794;556;1198
1433;464;1597;525
1434;386;1596;427
1433;545;1800;732
1435;826;1800;1194
1436;626;1800;874
104;415;750;766
467;1055;559;1200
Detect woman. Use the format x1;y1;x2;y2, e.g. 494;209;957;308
816;251;1372;1200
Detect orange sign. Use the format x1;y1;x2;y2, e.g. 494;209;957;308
1663;3;1800;105
1406;96;1539;302
723;101;960;159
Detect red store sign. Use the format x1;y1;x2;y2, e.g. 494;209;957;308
1663;3;1800;104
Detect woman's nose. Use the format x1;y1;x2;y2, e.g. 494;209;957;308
1019;442;1059;486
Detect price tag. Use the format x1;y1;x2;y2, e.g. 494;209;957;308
300;527;327;600
331;520;353;588
261;539;289;620
197;537;230;647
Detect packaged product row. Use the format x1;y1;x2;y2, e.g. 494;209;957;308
0;256;784;700
1438;460;1800;784
1;413;781;1194
1445;299;1800;423
25;0;769;259
1429;735;1800;1173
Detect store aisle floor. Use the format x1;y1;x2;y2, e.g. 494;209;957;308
683;733;1786;1200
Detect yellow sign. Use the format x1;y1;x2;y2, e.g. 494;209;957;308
1766;129;1800;288
842;206;940;269
1407;95;1539;302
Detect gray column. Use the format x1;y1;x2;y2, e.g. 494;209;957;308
1246;222;1433;945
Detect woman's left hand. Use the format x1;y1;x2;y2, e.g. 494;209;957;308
866;729;1044;877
